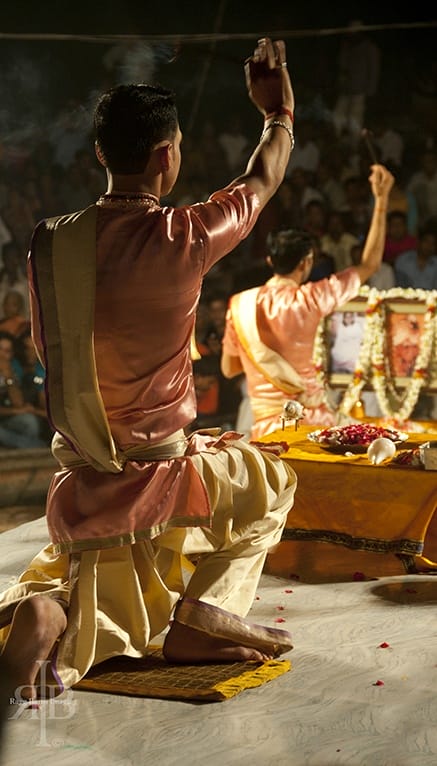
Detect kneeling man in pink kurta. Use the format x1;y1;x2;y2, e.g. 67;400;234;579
0;38;298;700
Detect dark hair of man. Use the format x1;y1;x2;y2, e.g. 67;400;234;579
266;229;313;274
94;84;178;174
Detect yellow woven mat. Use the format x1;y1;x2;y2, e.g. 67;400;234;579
73;648;291;702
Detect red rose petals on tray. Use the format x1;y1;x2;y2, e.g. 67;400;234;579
308;424;408;453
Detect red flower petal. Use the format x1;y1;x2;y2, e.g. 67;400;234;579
274;617;286;623
379;642;390;648
276;605;285;611
373;680;385;686
284;589;294;594
353;571;365;581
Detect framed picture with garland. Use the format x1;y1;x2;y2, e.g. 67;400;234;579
313;287;437;423
326;298;368;382
386;301;428;383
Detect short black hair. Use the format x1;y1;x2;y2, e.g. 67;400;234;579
266;229;313;274
94;83;178;174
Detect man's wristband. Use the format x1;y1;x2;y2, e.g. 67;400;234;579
265;106;294;122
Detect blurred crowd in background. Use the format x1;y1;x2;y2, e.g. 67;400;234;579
0;21;436;447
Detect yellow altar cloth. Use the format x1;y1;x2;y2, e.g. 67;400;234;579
261;424;437;582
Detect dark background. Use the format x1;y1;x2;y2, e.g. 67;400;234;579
0;2;435;143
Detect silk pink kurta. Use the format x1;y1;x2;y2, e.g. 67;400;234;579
28;185;262;549
92;189;260;448
28;185;259;448
223;270;361;436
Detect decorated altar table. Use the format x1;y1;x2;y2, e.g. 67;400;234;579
261;424;437;582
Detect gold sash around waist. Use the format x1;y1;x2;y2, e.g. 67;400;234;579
52;429;188;470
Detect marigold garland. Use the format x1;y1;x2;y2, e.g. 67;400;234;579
313;287;437;424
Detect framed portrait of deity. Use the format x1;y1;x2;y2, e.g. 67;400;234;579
325;298;368;384
386;302;426;383
318;289;437;422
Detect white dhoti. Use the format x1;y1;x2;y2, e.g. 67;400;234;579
0;440;297;690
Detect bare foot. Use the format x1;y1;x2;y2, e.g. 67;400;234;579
1;595;67;701
163;621;273;664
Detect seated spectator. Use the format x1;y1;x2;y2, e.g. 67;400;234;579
0;290;30;337
1;186;35;258
383;211;418;265
302;199;328;239
204;290;229;342
23;177;43;220
288;166;324;222
195;293;243;426
370;112;404;168
59;161;96;211
192;355;220;425
351;243;395;290
407;149;437;230
0;240;29;317
12;328;52;445
307;235;335;281
321;211;360;271
394;229;437;289
203;326;223;357
48;97;90;170
0;330;47;449
269;178;301;230
190;355;241;433
385;166;418;235
285;118;320;176
315;158;347;211
339;174;372;240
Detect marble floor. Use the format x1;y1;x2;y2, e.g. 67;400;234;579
0;505;45;534
1;517;437;766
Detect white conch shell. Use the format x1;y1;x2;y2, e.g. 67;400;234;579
367;437;396;465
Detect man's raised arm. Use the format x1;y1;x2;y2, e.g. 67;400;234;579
231;37;295;209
